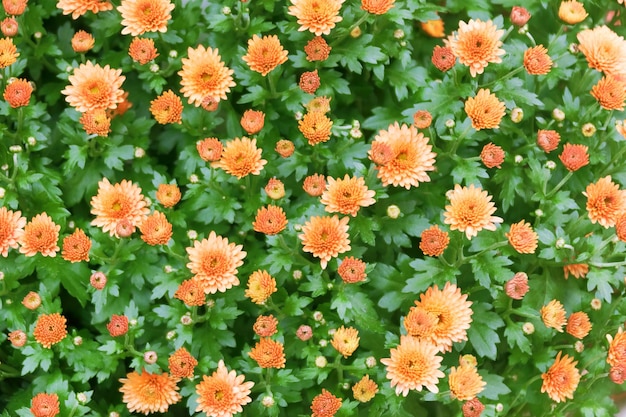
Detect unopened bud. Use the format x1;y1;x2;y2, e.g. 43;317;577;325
134;147;145;158
545;161;556;170
319;339;328;347
349;127;362;139
514;155;523;164
293;224;302;232
496;403;504;413
445;119;455;129
169;50;177;58
149;63;159;73
315;356;327;367
591;298;602;310
34;32;42;39
144;350;157;364
181;313;193;325
292;270;302;280
222;6;231;14
387;205;401;219
166;330;176;340
77;392;88;404
9;145;21;153
555;238;566;249
73;336;83;346
365;356;377;368
261;395;274;407
27;137;36;146
164;265;173;273
534;209;543;217
313;311;324;322
295;111;303;121
510;107;524;123
522;322;535;334
575;341;584;353
129;319;138;327
350;26;362;38
393;29;405;39
187;230;198;240
552;108;565;121
569;43;579;54
189;174;199;183
582;123;596;137
109;412;120;417
0;187;5;199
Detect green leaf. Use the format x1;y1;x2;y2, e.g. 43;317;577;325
403;257;460;294
479;373;511;400
504;324;532;354
451;158;489;185
467;302;504;360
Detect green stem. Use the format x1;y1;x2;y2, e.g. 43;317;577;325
454;241;508;267
264;368;273;394
330;12;370;48
599;144;626;177
447;124;473;156
545;171;573;198
509;374;543;411
589;260;626;268
547;25;565;50
480;66;524;89
266;74;277;99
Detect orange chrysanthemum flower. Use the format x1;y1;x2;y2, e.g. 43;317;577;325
19;213;60;257
265;178;285;199
90;178;150;237
404;306;438;339
299;111;333;146
444;183;503;239
242;34;288;76
275;139;295;157
331;326;359;357
320;175;375;217
541;352;580;403
372;122;436;189
368;141;394;166
524;45;552;75
412;282;473;352
616;120;626;139
107;314;129;337
610;363;626;384
303;173;326;197
300;70;321;94
169;347;198;379
462;398;485;417
591;76;626;111
186;231;246;294
559;143;589;171
240;109;265;135
62;61;125;113
197;137;223;162
421;19;445;38
71;30;94;53
9;329;26;347
305;36;331;61
139;211;172;245
510;6;531;26
0;37;17;68
120;370;181;414
195;360;254;417
352;375;378;402
563;263;589;279
311;389;342;417
4;78;32;108
445;19;505;77
464;88;506;130
30;393;60;417
174;279;205;306
506;220;538;254
607;327;626;367
56;0;112;19
541;299;567;332
253;315;278;337
558;0;588;24
245;269;277;304
299;215;350;269
22;291;41;310
577;26;626;78
213;137;267;179
306;95;332;114
252;205;288;235
449;363;486;401
3;0;27;15
80;109;111;137
432;45;455;71
584;176;626;228
129;37;159;65
61;228;91;262
504;272;529;299
566;311;592;339
337;256;367;283
118;0;174;36
33;313;67;348
150;90;182;124
413;110;432;129
156;184;181;208
288;0;344;36
480;142;505;168
537;129;561;153
361;0;394;14
617;214;626;242
249;338;286;368
179;45;236;106
1;17;18;37
0;207;25;257
381;335;444;396
420;225;450;257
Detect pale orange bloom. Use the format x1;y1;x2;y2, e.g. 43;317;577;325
249;338;286;368
303;173;326;196
196;137;223;162
419;225;449;257
404;306;438;339
107;314;129;337
90;271;107;290
304;36;331;61
245;269;277;304
584;176;626;227
607;327;626;367
504;272;529;300
120;370;181;414
275;139;295;157
300;69;321;94
591;76;626;111
462;397;485;417
537;129;561;153
174;279;205;306
337;256;367;283
213;137;267;179
311;389;342;417
432;45;455;71
195;360;254;417
616;120;626;139
558;0;588;24
0;206;25;257
156;184;181;208
33;313;67;348
368;141;393;166
510;6;531;26
80;109;111;136
299;215;350;269
242;34;288;76
566;311;592;339
118;0;174;36
444;183;503;239
362;0;394;15
252;205;288;235
139;211;172;245
4;78;31;108
559;144;589;171
299;111;333;145
480;142;505;168
372;122;436;189
253;314;278;337
3;0;27;15
129;37;159;65
179;45;235;106
150;90;182;124
524;45;552;75
617;213;626;242
90;178;150;237
0;37;18;68
110;91;132;117
288;0;344;36
352;375;378;402
445;19;505;77
464;88;506;130
421;19;445;37
56;0;112;19
563;263;589;279
22;291;41;310
240;109;265;135
610;363;626;384
71;30;94;53
506;220;538;254
331;325;359;357
320;174;375;217
306;95;332;114
61;61;125;113
263;176;283;198
541;352;580;402
413;110;432;129
541;299;567;332
186;231;246;294
577;26;626;78
9;329;26;347
30;393;60;417
1;17;18;37
448;363;486;401
381;335;444;396
19;213;60;257
61;228;91;262
168;347;197;379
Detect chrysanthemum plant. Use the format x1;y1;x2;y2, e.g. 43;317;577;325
1;0;626;416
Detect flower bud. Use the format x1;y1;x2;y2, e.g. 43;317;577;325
315;356;327;367
0;187;5;199
545;161;556;170
510;7;531;26
296;325;313;341
134;147;145;158
9;145;21;153
187;230;198;240
349;127;363;139
166;330;176;340
574;341;584;353
149;63;159;73
591;298;602;310
555;238;566;249
77;392;88;404
534;209;543;217
445;119;455;129
90;271;107;290
365;356;377;368
34;32;42;40
313;311;324;322
144;350;158;364
552;108;565;121
1;17;18;37
387;205;401;219
522;322;535;334
294;111;303;121
27;136;36;146
110;412;120;417
319;339;328;347
181;313;193;325
393;29;405;39
129;319;138;327
350;26;362;38
292;270;302;280
496;403;504;413
581;123;596;137
514;155;523;164
510;107;524;123
169;50;177;58
262;395;274;407
222;6;231;14
189;174;199;183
